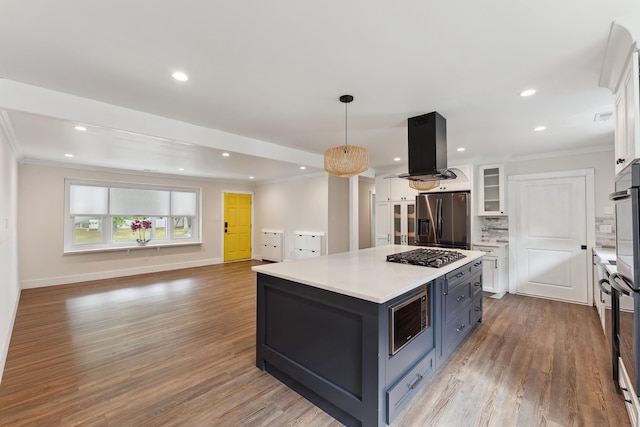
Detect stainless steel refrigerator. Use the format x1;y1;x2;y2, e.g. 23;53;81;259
415;191;470;249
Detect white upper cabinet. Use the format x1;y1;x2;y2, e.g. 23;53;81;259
375;175;417;202
614;51;640;175
478;164;505;216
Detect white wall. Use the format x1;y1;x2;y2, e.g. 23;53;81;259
18;163;253;288
254;174;329;260
0;125;19;383
328;175;350;254
359;177;375;249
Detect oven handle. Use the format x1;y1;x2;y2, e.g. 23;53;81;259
610;273;635;296
598;278;612;297
609;189;631;201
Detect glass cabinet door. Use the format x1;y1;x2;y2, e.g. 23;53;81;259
393;204;402;244
392;202;415;245
479;165;505;215
407;203;415;245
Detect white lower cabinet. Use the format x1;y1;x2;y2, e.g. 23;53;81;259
472;243;508;297
294;231;324;259
375;201;415;246
392;201;415;245
619;358;640;427
375;202;392;246
261;230;284;262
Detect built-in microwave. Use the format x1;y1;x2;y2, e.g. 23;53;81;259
389;286;430;355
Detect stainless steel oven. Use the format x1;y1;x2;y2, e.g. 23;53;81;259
609;162;640;394
389;286;430;355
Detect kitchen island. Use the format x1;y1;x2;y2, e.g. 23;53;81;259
253;245;484;427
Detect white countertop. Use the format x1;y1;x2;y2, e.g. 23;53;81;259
252;245;484;303
593;247;616;263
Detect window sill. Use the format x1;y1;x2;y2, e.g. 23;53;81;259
63;241;203;255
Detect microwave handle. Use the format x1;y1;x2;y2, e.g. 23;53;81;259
609;189;631;201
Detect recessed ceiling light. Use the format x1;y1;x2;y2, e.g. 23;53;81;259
172;71;189;82
300;166;306;170
249;176;255;180
65;153;74;158
534;125;547;131
178;168;185;171
393;157;401;162
457;147;466;152
519;89;536;97
222;152;230;157
74;125;87;131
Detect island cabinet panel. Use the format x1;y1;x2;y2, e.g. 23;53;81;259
435;259;483;366
255;256;483;426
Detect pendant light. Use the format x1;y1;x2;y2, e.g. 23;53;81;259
324;95;369;177
409;179;440;191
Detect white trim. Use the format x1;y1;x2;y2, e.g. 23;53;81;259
20;258;222;290
0;110;23;161
507;168;596;305
0;80;325;170
0;290;21;384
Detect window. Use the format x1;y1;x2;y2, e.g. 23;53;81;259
65;179;200;252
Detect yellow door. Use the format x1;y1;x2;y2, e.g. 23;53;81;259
224;193;252;262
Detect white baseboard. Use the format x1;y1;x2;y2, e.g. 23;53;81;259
0;289;20;384
20;258;223;290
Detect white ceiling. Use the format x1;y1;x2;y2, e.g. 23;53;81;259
1;1;639;182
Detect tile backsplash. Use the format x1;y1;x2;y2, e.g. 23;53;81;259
480;216;509;241
478;215;615;248
595;216;615;248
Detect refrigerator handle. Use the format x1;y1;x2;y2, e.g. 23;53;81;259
437;198;443;240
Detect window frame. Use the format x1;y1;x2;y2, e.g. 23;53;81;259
64;178;202;254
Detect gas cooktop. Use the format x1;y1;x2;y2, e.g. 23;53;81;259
386;248;466;268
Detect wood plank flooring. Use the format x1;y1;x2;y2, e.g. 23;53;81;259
0;260;630;427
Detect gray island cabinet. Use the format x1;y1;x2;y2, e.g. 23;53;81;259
253;245;484;427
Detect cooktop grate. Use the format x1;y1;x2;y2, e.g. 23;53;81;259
386;248;466;268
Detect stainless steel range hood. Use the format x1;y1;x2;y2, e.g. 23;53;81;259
397;111;456;182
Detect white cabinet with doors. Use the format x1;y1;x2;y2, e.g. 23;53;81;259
478;164;506;216
261;229;284;262
391;201;416;245
614;51;640;175
375;200;415;246
293;231;324;259
375;202;392;246
472;243;508;297
375;175;417;202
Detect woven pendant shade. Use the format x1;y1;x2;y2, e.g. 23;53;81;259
324;144;369;177
409;179;440;191
324;94;369;178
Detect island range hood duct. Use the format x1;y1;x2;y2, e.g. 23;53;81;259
398;111;457;182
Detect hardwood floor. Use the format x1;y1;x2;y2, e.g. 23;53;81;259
0;260;630;427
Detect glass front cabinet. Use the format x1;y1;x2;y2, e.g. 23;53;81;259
478;164;505;216
392;201;415;245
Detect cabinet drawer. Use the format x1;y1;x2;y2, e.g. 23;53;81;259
444;308;473;355
445;266;471;287
471;272;483;297
472;295;482;324
445;280;472;319
386;350;435;424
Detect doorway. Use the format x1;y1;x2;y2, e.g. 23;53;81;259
223;192;252;262
508;169;594;304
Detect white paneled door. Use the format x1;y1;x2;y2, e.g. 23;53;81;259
513;175;588;303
